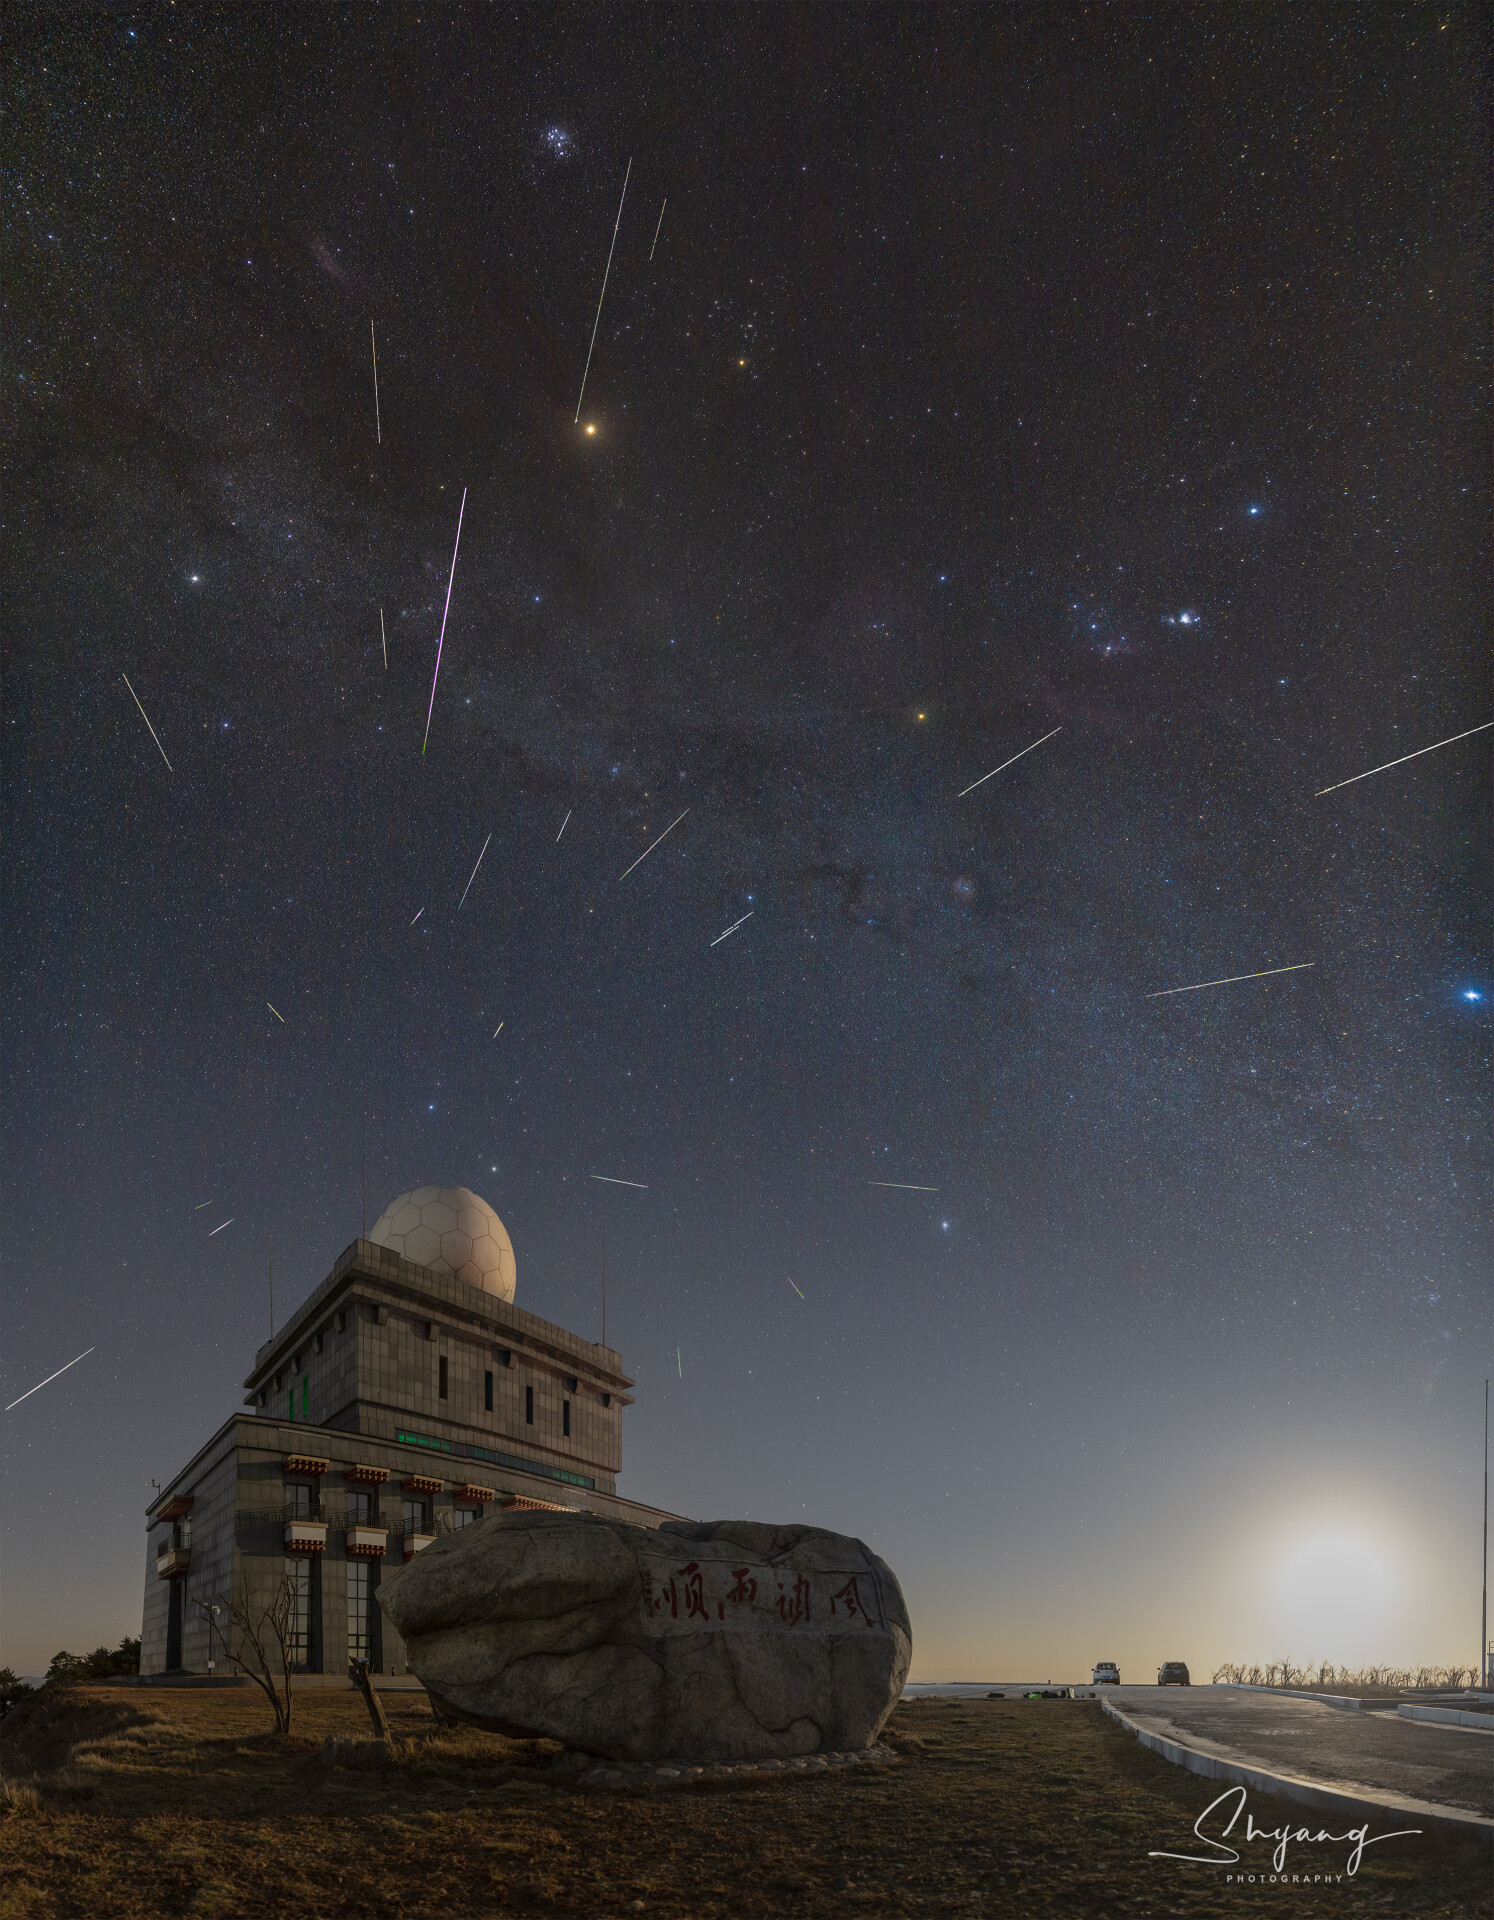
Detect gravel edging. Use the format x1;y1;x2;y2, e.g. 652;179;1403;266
576;1743;902;1791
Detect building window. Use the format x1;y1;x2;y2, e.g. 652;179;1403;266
438;1356;448;1400
484;1370;493;1412
347;1560;370;1663
301;1374;309;1419
285;1558;311;1668
562;1399;570;1438
286;1482;318;1520
403;1497;430;1534
287;1390;294;1422
349;1489;377;1525
452;1507;481;1529
525;1386;534;1425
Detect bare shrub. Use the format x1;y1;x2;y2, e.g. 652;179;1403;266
197;1576;300;1737
1;1780;42;1817
1212;1661;1483;1691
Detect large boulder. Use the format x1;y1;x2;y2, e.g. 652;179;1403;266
378;1511;912;1762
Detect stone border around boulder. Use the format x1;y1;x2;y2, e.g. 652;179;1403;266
576;1742;903;1791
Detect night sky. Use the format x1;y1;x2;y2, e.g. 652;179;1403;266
4;7;1488;1682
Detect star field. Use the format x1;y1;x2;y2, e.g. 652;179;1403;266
2;8;1487;1676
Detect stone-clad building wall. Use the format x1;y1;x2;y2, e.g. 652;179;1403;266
141;1237;681;1677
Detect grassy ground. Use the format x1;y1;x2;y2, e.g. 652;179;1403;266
0;1686;1487;1918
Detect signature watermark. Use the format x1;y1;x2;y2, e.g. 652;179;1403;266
1150;1784;1422;1877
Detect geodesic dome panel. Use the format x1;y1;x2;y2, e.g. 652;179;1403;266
368;1185;516;1299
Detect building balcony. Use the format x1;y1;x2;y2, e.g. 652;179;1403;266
403;1531;437;1561
346;1526;389;1559
156;1545;191;1579
284;1520;329;1554
453;1483;496;1506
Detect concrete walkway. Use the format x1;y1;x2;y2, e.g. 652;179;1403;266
1101;1686;1490;1829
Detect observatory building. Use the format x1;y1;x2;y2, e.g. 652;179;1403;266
141;1186;680;1677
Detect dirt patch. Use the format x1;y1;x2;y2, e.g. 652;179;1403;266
0;1690;1486;1917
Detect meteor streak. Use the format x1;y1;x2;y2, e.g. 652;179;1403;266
370;318;381;444
677;1347;683;1378
1148;962;1315;998
867;1181;939;1192
456;832;492;911
709;911;754;947
208;1218;235;1237
6;1348;94;1413
194;1201;213;1209
266;1002;285;1021
380;607;387;669
556;809;572;842
959;726;1061;796
574;158;631;424
121;672;173;771
409;908;424;927
492;1022;504;1038
786;1277;805;1299
1315;720;1492;796
590;1174;649;1190
649;197;667;261
422;486;467;754
618;808;688;881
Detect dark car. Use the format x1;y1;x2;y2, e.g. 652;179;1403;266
1157;1661;1190;1686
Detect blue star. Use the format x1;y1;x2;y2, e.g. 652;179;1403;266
1463;989;1482;1003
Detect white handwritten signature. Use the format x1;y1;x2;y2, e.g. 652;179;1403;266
1150;1784;1422;1876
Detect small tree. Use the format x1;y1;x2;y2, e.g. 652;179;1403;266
0;1669;35;1715
197;1574;299;1737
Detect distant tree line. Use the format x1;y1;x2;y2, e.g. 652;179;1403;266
0;1636;141;1712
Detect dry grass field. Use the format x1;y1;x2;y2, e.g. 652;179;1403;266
1;1685;1487;1918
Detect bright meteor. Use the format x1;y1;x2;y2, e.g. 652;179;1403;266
590;1174;649;1190
422;486;467;754
867;1181;939;1192
1148;962;1315;998
121;672;174;772
959;726;1061;797
1315;720;1492;797
6;1348;95;1413
575;159;631;424
618;808;689;881
456;833;491;911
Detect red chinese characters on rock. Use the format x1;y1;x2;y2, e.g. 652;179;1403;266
638;1556;876;1633
679;1562;708;1622
829;1575;866;1622
775;1572;813;1626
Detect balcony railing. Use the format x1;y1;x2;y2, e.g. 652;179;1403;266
155;1545;190;1579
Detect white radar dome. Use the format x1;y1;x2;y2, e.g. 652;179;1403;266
368;1185;516;1300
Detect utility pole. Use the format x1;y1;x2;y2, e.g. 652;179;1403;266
601;1202;607;1350
1474;1374;1482;1689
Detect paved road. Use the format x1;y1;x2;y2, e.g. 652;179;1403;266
1105;1687;1490;1818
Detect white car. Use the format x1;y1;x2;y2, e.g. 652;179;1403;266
1092;1661;1120;1685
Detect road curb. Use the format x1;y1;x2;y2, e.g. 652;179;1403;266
1096;1695;1492;1839
1399;1704;1494;1732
